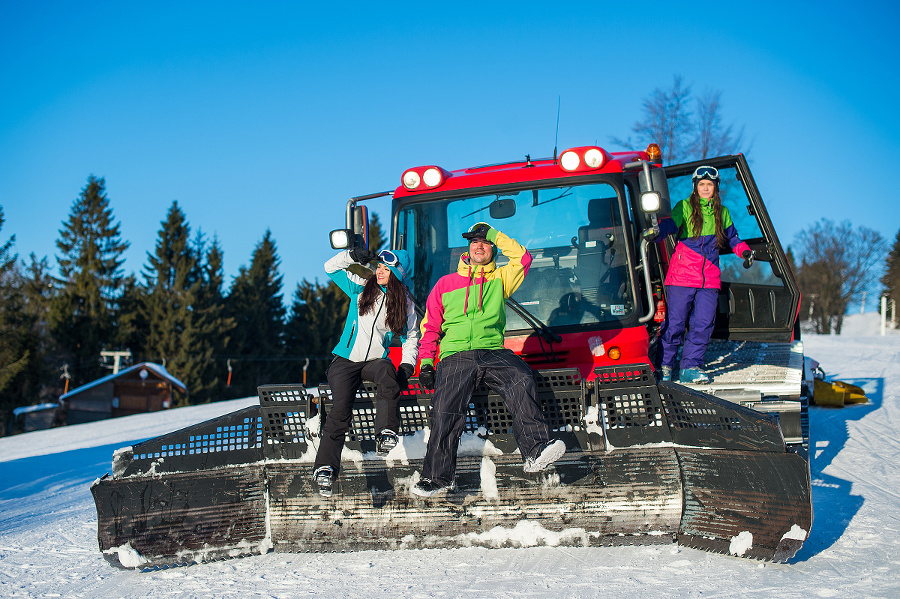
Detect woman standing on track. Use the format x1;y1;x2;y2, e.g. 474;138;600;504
652;166;754;384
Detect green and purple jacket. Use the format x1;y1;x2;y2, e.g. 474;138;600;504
658;197;751;289
419;229;532;365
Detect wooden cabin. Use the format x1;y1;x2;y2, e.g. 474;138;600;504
60;362;187;425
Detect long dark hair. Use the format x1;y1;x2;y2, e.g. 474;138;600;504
357;272;409;335
688;183;728;249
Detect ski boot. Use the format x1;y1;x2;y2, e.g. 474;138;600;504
679;368;710;384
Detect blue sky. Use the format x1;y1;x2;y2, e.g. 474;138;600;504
2;1;898;299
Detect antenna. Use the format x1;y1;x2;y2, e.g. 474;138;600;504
553;96;560;163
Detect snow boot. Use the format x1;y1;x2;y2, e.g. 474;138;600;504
313;466;334;497
679;368;710;384
376;429;399;456
411;478;453;498
523;439;567;473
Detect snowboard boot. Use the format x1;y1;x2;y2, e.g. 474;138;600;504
411;478;454;498
523;439;567;473
376;429;399;456
313;465;334;497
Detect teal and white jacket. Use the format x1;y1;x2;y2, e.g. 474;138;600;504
326;251;419;367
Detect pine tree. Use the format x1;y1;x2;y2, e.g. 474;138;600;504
0;208;30;432
225;230;286;397
881;228;900;323
113;273;149;360
142;201;228;405
49;176;129;385
193;235;235;402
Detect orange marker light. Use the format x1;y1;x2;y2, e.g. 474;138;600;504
608;347;622;360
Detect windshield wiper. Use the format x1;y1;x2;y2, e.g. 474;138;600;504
505;298;562;361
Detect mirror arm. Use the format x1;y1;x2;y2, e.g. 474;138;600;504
638;238;658;324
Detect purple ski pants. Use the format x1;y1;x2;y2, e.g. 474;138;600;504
659;285;719;370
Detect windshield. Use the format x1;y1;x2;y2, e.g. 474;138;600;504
394;181;637;332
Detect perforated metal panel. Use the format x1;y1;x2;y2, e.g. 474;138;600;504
593;364;671;447
120;406;265;476
258;385;313;459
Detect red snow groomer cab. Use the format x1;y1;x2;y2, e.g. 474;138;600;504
92;145;811;569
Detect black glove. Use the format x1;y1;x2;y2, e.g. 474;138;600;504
462;222;492;241
742;249;754;269
397;363;414;389
418;364;435;390
642;225;660;242
349;247;376;263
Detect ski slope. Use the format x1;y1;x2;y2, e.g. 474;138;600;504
2;314;899;598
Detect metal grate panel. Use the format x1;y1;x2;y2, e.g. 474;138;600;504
258;385;313;459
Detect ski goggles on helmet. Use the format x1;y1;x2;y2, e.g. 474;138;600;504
377;250;400;267
692;166;719;182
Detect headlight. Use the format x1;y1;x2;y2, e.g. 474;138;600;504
584;148;604;168
402;170;421;189
560;150;580;171
423;167;442;187
641;191;661;213
330;229;351;249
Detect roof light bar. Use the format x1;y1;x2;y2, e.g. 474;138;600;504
401;166;448;190
559;146;608;172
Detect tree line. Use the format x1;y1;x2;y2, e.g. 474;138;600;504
0;176;387;434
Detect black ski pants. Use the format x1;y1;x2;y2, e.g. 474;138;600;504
314;356;401;476
422;348;550;486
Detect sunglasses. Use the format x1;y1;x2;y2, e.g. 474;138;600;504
692;166;719;181
378;250;400;267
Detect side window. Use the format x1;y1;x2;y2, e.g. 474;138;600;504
666;165;781;286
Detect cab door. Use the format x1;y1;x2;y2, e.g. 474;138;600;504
663;155;800;342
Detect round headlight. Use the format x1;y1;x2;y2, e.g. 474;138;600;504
584;148;604;168
402;170;421;189
560;150;580;171
423;167;442;187
641;191;661;213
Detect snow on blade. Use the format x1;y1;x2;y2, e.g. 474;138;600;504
105;542;147;568
781;524;808;541
729;531;754;556
480;456;499;501
442;520;590;548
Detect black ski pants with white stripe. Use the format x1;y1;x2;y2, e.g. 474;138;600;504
422;348;551;486
314;356;401;476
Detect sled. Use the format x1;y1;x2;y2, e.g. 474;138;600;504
91;364;812;568
813;379;868;407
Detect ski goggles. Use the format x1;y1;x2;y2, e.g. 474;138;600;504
377;250;400;267
692;166;719;182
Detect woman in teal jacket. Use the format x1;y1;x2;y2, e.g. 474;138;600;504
312;247;419;497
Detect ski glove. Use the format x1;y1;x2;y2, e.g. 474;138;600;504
349;247;376;264
418;364;435;390
463;222;492;241
642;225;660;242
397;363;414;389
742;249;755;269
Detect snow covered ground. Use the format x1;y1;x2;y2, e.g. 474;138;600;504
2;314;899;598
